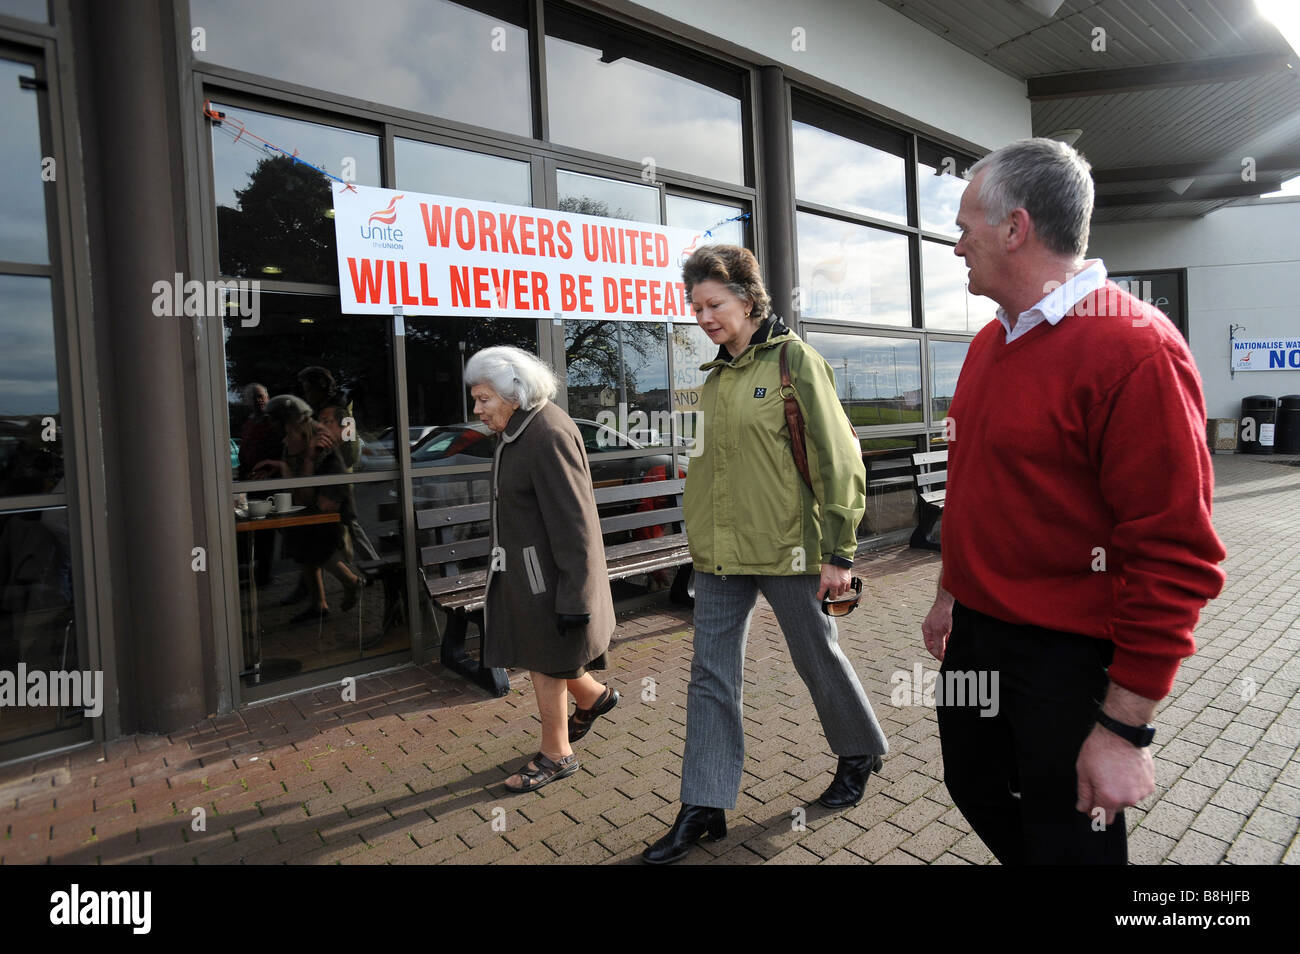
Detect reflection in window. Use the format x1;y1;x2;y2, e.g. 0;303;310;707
233;479;408;688
0;276;61;498
405;317;537;445
929;339;969;422
923;239;990;333
0;58;50;265
0;0;47;21
0;508;79;744
210;103;380;285
796;213;912;327
665;195;745;254
917;142;973;238
792;120;906;225
805;332;922;428
224;294;394;482
670;324;712;452
190;0;531;136
545;8;744;184
858;437;923;536
564;320;667;442
395;139;531;207
557;170;660;223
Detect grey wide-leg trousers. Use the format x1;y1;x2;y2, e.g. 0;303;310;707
680;572;889;809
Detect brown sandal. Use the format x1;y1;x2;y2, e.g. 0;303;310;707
568;687;619;742
504;752;579;793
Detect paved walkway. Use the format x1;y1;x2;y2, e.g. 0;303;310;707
1;455;1297;864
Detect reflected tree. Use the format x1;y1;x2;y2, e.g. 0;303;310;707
217;154;336;284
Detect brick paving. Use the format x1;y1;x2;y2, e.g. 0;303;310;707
1;454;1296;865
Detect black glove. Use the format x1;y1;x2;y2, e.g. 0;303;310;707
556;613;590;634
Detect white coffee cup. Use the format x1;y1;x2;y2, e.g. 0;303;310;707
248;499;272;517
271;492;293;512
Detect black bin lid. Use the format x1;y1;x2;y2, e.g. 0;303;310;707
1280;395;1300;410
1242;395;1276;408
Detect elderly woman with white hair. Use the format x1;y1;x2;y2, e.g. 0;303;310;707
464;345;618;793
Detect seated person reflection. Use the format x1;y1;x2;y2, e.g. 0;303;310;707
252;396;363;624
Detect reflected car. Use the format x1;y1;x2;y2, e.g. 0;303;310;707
408;418;688;485
357;425;438;472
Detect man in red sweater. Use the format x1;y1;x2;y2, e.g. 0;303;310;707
922;138;1226;864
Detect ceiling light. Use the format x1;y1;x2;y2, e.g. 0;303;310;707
1256;0;1300;57
260;265;283;275
1043;128;1083;146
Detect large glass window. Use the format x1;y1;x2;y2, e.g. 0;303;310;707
923;239;990;333
210;103;381;286
917;142;973;238
557;170;660;223
545;7;745;184
233;478;408;689
190;0;531;136
394;138;531;207
0;58;48;264
795;213;912;327
404;316;537;447
0;276;61;498
805;332;923;428
0;0;46;23
0;50;85;750
666;195;746;249
792;111;907;226
224;294;395;482
929;339;970;422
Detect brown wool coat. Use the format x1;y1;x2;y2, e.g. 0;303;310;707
481;400;615;673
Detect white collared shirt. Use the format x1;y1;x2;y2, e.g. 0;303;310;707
997;259;1108;343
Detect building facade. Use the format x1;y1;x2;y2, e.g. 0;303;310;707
0;0;1031;761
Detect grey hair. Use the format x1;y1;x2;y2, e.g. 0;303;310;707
969;138;1093;258
464;346;557;411
264;393;312;425
242;382;268;405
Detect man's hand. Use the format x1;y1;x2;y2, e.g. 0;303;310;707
816;563;851;601
1075;723;1155;825
922;587;954;661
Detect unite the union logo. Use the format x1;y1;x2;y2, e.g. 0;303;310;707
361;194;405;249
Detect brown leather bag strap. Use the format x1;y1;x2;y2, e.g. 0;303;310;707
780;341;814;490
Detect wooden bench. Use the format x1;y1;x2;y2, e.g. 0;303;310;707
419;477;692;696
909;449;947;551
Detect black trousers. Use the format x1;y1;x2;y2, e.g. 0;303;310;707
936;601;1127;865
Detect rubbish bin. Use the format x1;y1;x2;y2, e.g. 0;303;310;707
1276;395;1300;454
1239;395;1276;454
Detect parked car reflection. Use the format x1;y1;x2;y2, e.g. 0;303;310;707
357;425;437;472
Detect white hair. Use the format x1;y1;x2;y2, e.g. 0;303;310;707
969;137;1094;258
464;346;557;411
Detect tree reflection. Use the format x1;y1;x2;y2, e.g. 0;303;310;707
217;155;335;283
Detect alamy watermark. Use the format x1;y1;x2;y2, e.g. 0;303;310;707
890;663;999;717
151;273;260;327
0;664;103;717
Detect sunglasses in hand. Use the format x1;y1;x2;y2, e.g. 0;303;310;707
821;577;863;617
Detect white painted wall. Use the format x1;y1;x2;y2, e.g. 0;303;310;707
1089;198;1300;423
623;0;1032;150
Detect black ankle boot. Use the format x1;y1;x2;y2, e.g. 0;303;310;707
641;804;727;864
817;754;883;809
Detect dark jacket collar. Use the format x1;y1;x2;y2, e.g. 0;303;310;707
711;314;791;364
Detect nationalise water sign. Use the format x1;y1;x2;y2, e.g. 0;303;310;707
333;183;711;322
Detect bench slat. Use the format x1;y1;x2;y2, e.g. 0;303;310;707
912;450;949;466
915;470;947;488
416;501;490;530
600;507;684;535
419;538;492;565
593;478;686;505
920;491;946;506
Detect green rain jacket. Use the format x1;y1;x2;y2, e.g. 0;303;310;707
683;315;866;576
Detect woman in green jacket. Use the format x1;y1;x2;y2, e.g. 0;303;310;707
643;245;888;864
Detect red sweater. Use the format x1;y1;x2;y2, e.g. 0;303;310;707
943;282;1226;700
